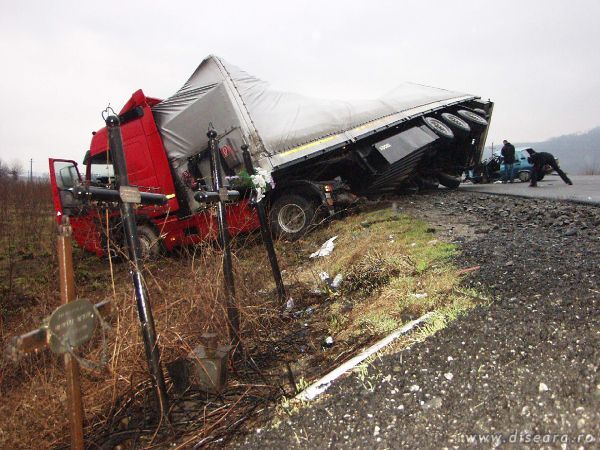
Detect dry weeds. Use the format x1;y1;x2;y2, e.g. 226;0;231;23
0;182;482;449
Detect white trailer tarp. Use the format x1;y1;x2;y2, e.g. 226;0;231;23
152;55;475;171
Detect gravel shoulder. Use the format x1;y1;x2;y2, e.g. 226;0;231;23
235;191;600;449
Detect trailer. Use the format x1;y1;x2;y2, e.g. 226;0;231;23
151;55;492;236
49;55;493;254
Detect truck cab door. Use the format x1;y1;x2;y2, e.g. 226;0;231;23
48;158;84;221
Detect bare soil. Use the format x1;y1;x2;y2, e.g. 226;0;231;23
235;191;600;449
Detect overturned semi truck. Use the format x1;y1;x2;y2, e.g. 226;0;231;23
49;55;493;253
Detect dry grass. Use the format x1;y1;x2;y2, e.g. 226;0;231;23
0;182;484;449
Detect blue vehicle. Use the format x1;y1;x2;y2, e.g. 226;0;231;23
498;147;553;182
466;147;553;183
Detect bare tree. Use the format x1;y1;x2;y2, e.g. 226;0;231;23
0;158;8;178
9;159;23;181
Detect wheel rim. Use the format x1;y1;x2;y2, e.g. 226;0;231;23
518;171;530;182
424;117;454;139
441;113;470;132
457;110;488;126
277;203;307;234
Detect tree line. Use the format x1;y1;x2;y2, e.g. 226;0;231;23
0;158;24;180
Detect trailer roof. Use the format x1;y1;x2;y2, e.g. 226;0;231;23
152;55;476;170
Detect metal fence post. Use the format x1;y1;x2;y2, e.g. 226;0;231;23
241;145;286;306
207;129;242;355
105;115;170;419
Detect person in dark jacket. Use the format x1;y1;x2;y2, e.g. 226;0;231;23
526;149;573;187
500;140;516;183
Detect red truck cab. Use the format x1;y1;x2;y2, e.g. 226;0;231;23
49;90;259;257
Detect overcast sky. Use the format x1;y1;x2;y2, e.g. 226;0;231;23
1;0;599;173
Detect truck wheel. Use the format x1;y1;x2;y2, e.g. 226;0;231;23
269;194;317;240
137;225;162;259
456;110;488;127
440;113;471;136
518;171;531;182
437;172;461;189
423;117;454;140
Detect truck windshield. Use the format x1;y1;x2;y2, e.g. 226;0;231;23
88;153;115;187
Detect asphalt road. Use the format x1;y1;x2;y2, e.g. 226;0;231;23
460;174;600;205
236;192;600;449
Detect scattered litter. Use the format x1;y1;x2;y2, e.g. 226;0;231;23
319;271;331;282
409;384;420;392
539;382;549;392
444;372;454;381
310;236;338;258
373;426;380;436
411;293;428;299
427;239;439;245
447;356;454;361
410;242;417;247
323;336;334;348
331;274;344;290
285;297;294;309
285;298;294;310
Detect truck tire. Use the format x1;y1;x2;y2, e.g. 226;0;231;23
440;113;471;136
473;108;488;118
137;225;162;259
437;172;461;189
423;116;454;140
269;194;317;241
456;109;488;127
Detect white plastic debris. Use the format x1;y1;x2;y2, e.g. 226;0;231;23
250;168;274;203
373;426;380;436
409;384;420;392
319;271;331;281
324;336;334;347
331;274;343;290
444;372;454;381
285;297;295;310
310;236;338;258
296;313;433;401
539;382;549;392
412;293;428;299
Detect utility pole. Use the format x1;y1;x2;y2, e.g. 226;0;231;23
30;159;33;182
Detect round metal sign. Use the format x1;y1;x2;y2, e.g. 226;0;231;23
48;299;97;354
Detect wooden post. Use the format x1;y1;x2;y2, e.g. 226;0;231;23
57;216;85;450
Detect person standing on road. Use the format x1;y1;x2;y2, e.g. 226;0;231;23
500;140;516;183
526;148;573;187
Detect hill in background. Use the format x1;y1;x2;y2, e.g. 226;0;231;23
486;127;600;174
